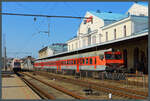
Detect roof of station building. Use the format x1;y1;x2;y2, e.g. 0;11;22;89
88;11;128;21
136;2;148;7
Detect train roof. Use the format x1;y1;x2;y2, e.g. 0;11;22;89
35;30;148;61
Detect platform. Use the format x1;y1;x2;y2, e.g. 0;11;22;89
2;73;41;99
127;74;148;83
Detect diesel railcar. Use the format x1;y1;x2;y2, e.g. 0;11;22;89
34;49;124;73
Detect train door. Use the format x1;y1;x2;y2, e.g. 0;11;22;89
76;58;80;73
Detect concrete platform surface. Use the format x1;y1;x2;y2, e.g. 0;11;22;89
2;74;41;99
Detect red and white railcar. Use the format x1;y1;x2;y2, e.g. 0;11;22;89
34;49;124;73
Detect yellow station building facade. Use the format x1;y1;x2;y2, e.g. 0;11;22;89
67;3;148;74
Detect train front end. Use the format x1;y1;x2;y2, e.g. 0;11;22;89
104;51;124;72
12;59;21;72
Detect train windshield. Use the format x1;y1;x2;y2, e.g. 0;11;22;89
105;54;122;60
14;62;21;66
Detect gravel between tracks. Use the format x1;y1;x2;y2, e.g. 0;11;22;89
28;72;126;99
24;75;74;99
44;72;148;92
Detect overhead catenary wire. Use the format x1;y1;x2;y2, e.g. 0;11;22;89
0;12;92;19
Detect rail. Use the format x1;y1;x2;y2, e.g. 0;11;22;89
21;72;87;100
35;71;147;99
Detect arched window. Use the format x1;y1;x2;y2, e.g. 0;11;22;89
82;39;86;47
99;34;101;43
75;42;78;49
106;32;108;41
87;27;91;34
124;25;126;37
114;29;116;39
92;35;96;44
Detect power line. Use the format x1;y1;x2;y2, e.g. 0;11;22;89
1;12;91;19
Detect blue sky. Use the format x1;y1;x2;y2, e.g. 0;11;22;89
2;1;148;58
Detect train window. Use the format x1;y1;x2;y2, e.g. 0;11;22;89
95;58;97;64
67;60;69;64
80;59;82;64
115;54;122;59
70;60;72;64
74;60;76;64
82;59;85;64
90;58;92;64
99;55;104;60
71;60;73;64
86;58;89;64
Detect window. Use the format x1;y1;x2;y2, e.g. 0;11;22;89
92;36;96;44
105;54;122;60
74;60;76;64
99;34;101;43
84;20;86;24
82;59;85;64
72;44;74;50
87;27;91;34
68;45;70;51
86;58;89;64
76;42;78;49
139;14;145;16
99;55;104;60
80;59;82;64
88;36;91;45
106;32;108;41
124;25;126;37
67;60;69;64
95;58;97;64
114;29;116;39
90;58;92;64
82;39;86;47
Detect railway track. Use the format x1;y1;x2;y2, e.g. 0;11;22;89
16;72;55;99
34;71;148;99
18;72;87;100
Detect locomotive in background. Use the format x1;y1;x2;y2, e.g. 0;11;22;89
11;58;21;72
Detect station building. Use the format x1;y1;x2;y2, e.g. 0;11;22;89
126;3;148;16
38;43;67;58
67;2;148;74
